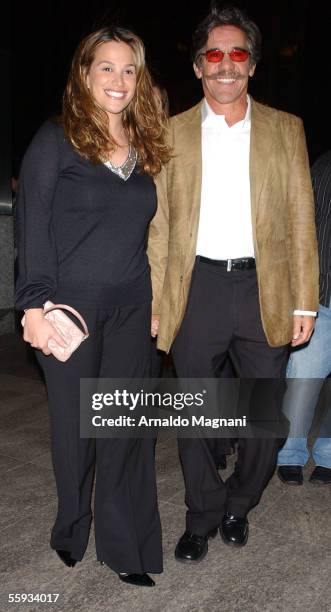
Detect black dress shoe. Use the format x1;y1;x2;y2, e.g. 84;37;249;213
220;513;249;547
277;465;303;485
309;466;331;485
175;527;218;563
118;573;155;587
56;549;77;567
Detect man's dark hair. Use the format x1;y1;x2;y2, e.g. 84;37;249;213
192;3;262;67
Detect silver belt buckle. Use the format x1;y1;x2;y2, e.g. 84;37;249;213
227;259;232;272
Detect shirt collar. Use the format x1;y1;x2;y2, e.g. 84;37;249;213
201;95;251;131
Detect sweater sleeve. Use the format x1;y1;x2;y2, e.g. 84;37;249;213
15;120;62;310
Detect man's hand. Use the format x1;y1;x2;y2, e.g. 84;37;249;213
291;315;315;347
151;315;160;338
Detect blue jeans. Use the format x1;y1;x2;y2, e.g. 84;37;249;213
278;301;331;468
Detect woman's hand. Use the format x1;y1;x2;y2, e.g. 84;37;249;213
23;308;68;355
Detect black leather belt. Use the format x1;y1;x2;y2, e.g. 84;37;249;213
197;256;256;271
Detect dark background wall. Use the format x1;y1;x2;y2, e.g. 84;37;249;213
12;0;331;172
0;1;13;332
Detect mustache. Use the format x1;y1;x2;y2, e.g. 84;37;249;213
205;71;245;81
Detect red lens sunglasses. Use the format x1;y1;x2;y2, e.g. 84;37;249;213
199;48;250;63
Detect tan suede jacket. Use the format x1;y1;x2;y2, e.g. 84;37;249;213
148;99;319;352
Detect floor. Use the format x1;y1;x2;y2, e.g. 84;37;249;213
0;333;330;612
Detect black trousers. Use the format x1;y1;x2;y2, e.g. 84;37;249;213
36;301;162;574
172;259;288;535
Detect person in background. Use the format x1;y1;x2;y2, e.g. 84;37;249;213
278;150;331;486
152;80;170;117
15;26;170;587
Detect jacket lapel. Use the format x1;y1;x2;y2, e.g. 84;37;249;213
250;101;274;250
181;102;203;227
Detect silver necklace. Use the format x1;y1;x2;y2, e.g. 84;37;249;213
104;145;137;181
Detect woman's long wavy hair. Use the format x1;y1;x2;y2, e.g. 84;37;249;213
62;27;171;175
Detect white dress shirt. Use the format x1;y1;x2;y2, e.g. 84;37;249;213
196;96;315;317
196;96;254;259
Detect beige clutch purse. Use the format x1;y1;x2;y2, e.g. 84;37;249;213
21;301;89;362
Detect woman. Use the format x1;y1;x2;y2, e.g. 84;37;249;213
15;27;170;587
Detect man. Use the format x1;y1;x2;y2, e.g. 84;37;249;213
148;4;318;562
277;151;331;486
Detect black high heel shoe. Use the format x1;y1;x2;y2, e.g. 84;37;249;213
99;562;155;587
118;573;155;587
56;549;77;567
